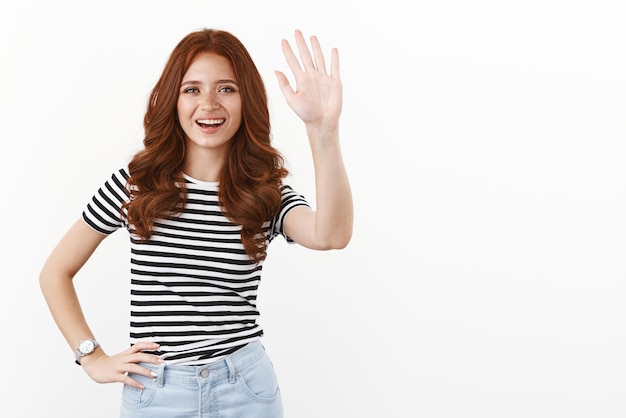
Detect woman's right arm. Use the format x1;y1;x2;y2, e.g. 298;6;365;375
39;218;163;389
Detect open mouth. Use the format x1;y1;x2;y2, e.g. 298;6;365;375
196;118;225;128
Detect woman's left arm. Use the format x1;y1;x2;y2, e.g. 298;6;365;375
275;30;353;250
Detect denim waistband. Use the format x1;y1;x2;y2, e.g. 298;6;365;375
142;341;266;387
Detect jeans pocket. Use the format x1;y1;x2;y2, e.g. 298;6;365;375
236;355;281;403
121;373;157;410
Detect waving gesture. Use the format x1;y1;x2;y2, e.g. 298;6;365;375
273;30;352;252
275;30;342;132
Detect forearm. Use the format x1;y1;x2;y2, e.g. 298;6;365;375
40;219;108;355
307;126;353;249
40;267;162;387
40;270;99;354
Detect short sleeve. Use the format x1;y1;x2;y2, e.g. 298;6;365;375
81;168;130;234
269;184;310;243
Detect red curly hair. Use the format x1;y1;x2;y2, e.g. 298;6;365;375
124;29;288;263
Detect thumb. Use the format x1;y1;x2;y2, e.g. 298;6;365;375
274;71;295;102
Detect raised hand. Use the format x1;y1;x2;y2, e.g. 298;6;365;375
275;30;342;132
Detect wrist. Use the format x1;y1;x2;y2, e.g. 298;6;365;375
305;123;339;139
74;339;100;365
78;348;105;367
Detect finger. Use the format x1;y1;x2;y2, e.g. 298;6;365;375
330;47;341;80
294;29;316;71
274;71;295;101
309;35;327;73
119;373;147;390
126;342;160;353
281;38;303;76
126;362;159;379
132;351;164;365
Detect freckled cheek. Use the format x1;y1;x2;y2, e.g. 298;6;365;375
227;98;243;121
176;100;195;121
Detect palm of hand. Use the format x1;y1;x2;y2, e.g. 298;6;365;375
275;30;342;130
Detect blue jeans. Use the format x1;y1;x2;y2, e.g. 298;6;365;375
120;341;283;417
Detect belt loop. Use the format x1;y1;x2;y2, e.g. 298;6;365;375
155;362;166;388
225;357;236;384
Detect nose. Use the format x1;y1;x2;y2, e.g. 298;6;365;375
200;91;220;110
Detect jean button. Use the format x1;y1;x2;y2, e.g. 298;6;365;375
200;369;209;378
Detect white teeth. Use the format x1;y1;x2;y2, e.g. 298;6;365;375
197;119;224;125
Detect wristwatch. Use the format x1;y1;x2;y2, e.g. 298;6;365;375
74;339;99;365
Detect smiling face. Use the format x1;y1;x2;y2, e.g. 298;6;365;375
177;52;242;173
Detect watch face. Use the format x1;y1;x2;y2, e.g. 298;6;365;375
78;340;95;354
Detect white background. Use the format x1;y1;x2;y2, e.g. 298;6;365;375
1;0;625;417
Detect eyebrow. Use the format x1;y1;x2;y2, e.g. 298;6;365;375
180;79;239;87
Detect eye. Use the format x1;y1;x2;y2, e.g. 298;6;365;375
182;87;200;94
218;86;237;93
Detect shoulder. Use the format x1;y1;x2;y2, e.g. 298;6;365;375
105;167;131;190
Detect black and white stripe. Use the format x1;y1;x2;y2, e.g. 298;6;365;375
82;168;308;366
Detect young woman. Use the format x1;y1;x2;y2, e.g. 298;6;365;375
39;28;352;417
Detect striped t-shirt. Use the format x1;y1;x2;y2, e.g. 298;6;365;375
82;167;309;366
